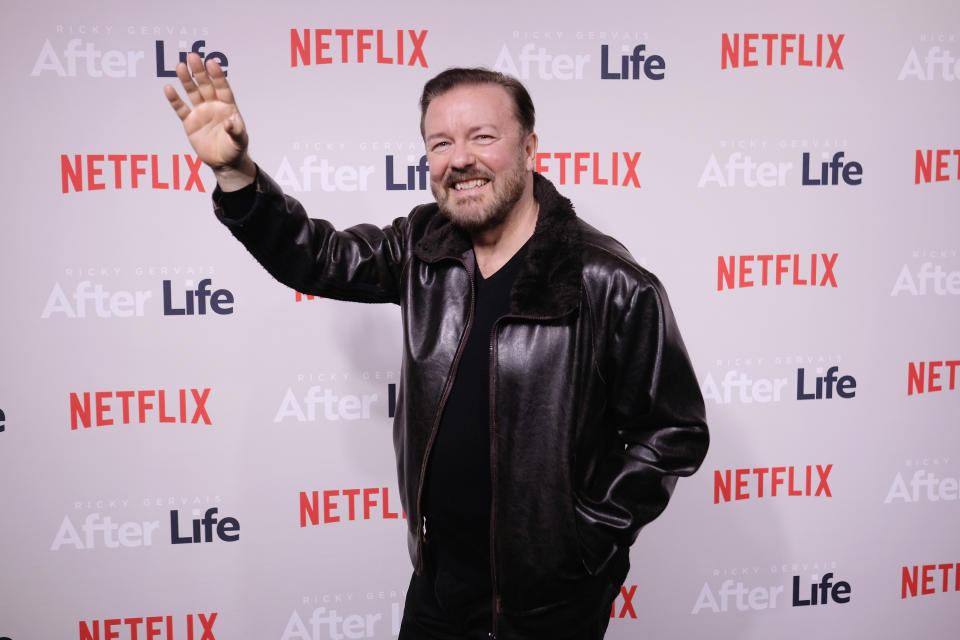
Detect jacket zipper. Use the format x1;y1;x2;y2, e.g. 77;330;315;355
488;309;573;639
488;318;502;640
413;257;475;574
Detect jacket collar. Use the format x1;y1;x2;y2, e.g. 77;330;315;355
414;173;582;317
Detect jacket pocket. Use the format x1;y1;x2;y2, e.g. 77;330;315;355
574;499;620;576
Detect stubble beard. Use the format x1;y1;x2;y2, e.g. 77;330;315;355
433;159;528;234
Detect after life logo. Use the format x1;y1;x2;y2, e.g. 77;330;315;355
283;589;407;640
493;31;663;81
283;603;399;640
700;151;861;187
701;361;856;405
155;40;227;76
275;155;376;193
290;29;428;67
599;44;665;80
51;504;238;551
692;570;851;614
720;33;844;69
274;373;397;423
31;27;227;79
0;407;5;433
79;612;217;640
42;278;234;319
884;457;958;504
898;32;960;80
890;249;960;296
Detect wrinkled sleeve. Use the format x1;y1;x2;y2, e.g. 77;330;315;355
576;272;708;570
213;166;408;305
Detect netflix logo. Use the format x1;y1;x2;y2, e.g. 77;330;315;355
714;464;833;504
717;253;838;290
534;152;641;188
290;29;427;67
610;585;639;619
79;612;216;640
299;488;405;527
915;149;960;183
69;388;211;430
902;563;960;598
721;33;844;69
60;154;205;193
907;360;959;395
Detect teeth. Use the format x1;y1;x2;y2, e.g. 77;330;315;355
453;179;488;191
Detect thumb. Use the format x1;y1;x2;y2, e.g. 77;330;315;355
223;112;247;143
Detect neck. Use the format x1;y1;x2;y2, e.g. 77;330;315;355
471;189;538;278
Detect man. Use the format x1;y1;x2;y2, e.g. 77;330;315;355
165;54;708;640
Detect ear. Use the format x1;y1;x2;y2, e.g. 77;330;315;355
523;132;538;171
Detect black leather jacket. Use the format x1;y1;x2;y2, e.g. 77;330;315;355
215;170;708;635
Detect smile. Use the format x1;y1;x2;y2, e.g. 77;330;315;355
452;178;490;191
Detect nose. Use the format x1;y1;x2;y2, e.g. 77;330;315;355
449;143;476;171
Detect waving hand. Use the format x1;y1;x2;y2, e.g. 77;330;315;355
163;53;256;190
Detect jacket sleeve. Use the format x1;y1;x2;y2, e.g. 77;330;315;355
576;271;709;570
213;166;408;304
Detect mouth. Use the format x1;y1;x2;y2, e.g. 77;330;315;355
450;177;490;192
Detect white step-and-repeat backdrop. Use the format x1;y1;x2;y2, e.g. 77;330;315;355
2;0;958;638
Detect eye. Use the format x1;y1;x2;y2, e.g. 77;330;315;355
431;141;450;151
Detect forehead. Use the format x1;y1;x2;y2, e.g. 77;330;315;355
423;83;518;136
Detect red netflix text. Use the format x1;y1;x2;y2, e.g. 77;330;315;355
717;253;838;290
907;360;960;395
902;563;960;599
69;389;211;429
610;585;639;618
290;29;427;67
915;149;960;184
534;152;641;188
61;154;204;193
721;33;844;69
714;465;833;504
79;612;216;640
300;488;405;526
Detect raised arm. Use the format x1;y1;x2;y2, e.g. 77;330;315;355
163;52;256;191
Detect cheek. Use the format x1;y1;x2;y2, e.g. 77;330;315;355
428;159;445;184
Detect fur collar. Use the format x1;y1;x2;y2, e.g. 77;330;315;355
413;173;583;317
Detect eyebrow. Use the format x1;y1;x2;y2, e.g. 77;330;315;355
425;124;500;142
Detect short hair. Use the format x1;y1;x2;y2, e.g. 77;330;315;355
419;67;536;138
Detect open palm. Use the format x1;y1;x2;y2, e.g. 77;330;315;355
163;53;252;176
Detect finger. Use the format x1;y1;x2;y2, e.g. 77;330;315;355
163;85;192;121
175;60;205;108
205;57;236;105
188;52;217;102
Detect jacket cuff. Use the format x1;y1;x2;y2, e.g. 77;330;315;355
212;164;269;227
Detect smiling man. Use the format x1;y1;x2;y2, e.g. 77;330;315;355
165;55;708;640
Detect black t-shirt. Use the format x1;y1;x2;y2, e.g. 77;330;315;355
422;243;527;598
